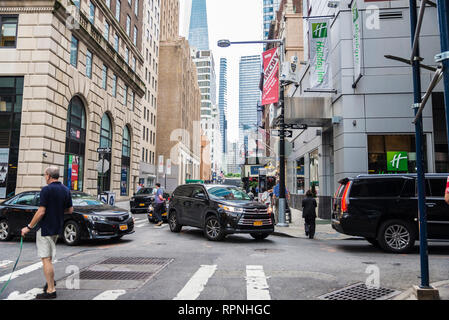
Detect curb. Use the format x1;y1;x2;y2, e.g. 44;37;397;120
393;280;449;300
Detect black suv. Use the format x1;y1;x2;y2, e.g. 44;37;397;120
332;174;449;253
168;184;274;241
130;187;154;213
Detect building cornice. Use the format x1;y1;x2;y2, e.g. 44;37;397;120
0;7;54;13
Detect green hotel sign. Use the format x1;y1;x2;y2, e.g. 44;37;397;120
387;151;408;172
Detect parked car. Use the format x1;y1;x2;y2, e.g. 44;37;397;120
0;191;135;246
168;184;274;241
130;187;155;214
332;174;449;253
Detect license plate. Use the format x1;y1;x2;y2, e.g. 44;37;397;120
162;212;167;217
253;221;263;227
139;203;145;207
120;225;128;231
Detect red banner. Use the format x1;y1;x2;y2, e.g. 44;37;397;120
262;48;280;106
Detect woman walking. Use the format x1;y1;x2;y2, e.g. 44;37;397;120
302;190;317;239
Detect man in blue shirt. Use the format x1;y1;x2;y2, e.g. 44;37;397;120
153;183;166;226
21;166;73;299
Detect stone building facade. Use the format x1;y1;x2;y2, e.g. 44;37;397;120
156;37;201;191
0;0;145;201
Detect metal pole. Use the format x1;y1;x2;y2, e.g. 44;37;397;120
410;0;430;288
278;84;288;227
436;0;449;151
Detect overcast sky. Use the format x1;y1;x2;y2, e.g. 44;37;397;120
179;0;263;143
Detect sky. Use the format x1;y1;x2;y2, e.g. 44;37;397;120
179;0;263;143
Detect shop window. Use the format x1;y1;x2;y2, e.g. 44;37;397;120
64;96;86;191
121;126;131;196
368;135;427;174
0;76;23;198
0;16;18;47
98;114;112;193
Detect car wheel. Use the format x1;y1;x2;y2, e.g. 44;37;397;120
63;221;81;246
250;233;269;240
168;211;182;233
204;216;225;241
365;237;380;247
0;219;12;241
377;220;416;253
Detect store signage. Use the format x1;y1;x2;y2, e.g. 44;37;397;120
0;149;9;199
387;151;408;172
309;18;332;90
97;147;111;153
352;0;363;81
262;48;280;106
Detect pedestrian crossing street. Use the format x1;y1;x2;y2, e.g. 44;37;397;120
1;259;273;300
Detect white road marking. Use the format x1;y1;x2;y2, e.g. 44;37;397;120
93;289;127;300
246;265;271;300
0;260;13;268
174;265;217;300
3;288;43;300
0;260;58;283
135;223;147;228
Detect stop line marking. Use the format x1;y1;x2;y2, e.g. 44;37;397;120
174;265;217;300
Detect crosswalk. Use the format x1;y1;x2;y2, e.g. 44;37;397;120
134;216;167;229
1;260;273;300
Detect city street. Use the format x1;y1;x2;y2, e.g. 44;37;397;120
1;207;448;300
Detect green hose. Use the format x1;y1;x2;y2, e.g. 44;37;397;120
0;237;24;296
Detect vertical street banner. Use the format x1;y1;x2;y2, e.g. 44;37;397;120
166;159;172;175
352;0;363;82
309;18;332;89
0;149;9;199
262;47;280;106
158;155;164;174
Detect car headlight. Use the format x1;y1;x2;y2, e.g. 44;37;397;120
218;204;244;213
148;205;154;211
83;215;106;222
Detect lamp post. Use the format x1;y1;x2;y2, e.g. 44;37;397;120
218;38;289;227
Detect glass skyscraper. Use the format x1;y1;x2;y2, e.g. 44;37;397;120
188;0;209;51
218;58;228;154
239;55;262;160
263;0;281;40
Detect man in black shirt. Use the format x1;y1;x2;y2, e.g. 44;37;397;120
21;166;73;299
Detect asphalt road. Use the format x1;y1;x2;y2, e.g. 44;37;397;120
1;210;449;300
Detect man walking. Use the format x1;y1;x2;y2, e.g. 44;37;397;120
153;183;166;227
21;167;73;300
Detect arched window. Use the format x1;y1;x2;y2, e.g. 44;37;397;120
64;96;86;191
120;126;131;196
98;113;112;193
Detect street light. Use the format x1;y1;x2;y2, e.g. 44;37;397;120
218;38;289;228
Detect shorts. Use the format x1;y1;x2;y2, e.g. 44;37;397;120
36;229;58;260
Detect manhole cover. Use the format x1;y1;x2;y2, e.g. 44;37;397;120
319;283;400;300
100;257;171;265
254;248;284;253
79;270;153;280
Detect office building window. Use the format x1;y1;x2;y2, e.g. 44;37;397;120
112;74;117;97
89;1;95;24
0;16;18;48
121;126;131;196
86;50;92;78
123;85;128;106
126;15;131;36
133;26;137;46
106;0;111;8
135;0;139;16
102;65;108;90
70;36;78;67
115;0;121;21
114;33;119;52
104;21;109;41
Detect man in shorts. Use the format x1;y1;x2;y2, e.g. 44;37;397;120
21;166;73;299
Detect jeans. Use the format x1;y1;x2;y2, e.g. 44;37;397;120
153;202;164;222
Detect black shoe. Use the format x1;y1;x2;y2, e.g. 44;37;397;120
35;291;57;300
305;232;309;236
43;280;56;292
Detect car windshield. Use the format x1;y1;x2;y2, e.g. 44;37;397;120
136;188;153;195
72;193;105;207
207;186;251;201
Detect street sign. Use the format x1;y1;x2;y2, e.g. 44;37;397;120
97;147;111;153
271;130;293;138
96;159;110;173
282;124;308;130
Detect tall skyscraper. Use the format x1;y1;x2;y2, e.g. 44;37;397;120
239;55;262;162
188;0;209;50
263;0;281;40
218;58;228;155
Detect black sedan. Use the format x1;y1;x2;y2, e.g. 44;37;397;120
130;187;155;214
0;191;135;246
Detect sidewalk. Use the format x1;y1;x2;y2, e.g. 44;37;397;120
393;280;449;300
272;208;360;241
